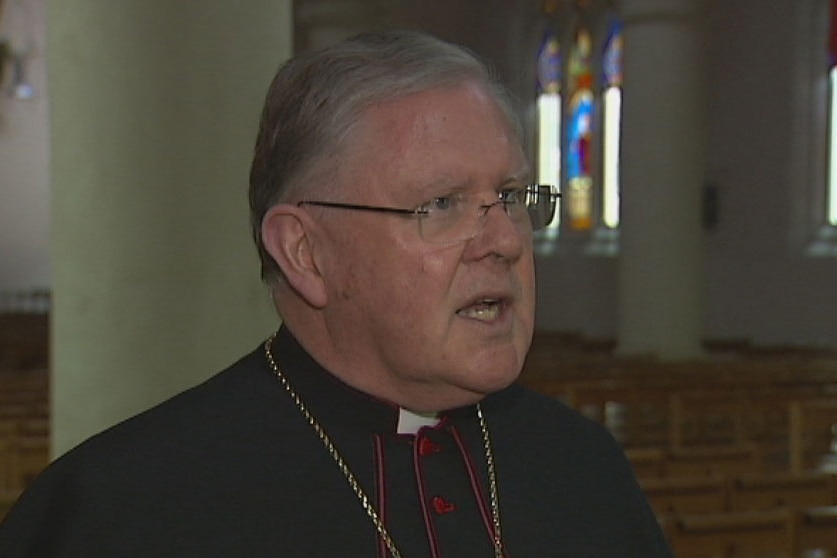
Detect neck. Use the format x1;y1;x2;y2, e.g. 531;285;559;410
278;310;488;412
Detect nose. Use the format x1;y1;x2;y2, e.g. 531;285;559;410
465;201;526;261
477;200;507;219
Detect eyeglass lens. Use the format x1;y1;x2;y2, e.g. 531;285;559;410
419;186;557;243
527;185;558;231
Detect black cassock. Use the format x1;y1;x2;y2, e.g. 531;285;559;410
0;327;671;557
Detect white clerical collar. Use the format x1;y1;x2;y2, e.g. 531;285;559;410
396;407;440;435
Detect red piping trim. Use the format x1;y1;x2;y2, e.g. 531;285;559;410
451;425;506;555
414;430;442;558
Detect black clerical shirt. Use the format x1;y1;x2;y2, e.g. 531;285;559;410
0;327;672;557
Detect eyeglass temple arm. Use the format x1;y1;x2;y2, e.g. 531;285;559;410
297;200;424;215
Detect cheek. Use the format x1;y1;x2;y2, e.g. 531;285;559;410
332;256;364;302
394;259;436;312
516;257;537;321
377;252;457;331
334;229;459;318
416;251;459;298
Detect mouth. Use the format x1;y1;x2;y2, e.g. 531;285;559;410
456;298;507;322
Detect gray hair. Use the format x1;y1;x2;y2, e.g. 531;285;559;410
249;29;521;284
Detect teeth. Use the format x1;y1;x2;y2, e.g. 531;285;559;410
458;300;501;321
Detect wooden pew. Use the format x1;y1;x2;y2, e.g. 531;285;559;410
664;444;761;478
0;488;22;523
789;399;837;473
641;475;728;516
626;447;667;478
670;389;753;449
563;380;671;448
0;372;50;494
0;312;49;369
729;471;835;512
0;438;12;492
796;505;837;557
0;434;49;493
666;508;795;558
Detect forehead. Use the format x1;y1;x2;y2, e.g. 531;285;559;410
340;83;527;197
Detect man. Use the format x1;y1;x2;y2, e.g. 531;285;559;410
0;31;671;557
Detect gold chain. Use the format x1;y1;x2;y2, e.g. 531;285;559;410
264;333;504;558
476;404;502;556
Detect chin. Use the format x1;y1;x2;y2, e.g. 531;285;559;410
464;358;523;395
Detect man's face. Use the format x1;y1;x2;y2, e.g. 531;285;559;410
314;81;536;412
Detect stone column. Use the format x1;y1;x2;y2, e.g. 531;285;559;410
48;0;290;456
616;0;707;359
294;0;385;51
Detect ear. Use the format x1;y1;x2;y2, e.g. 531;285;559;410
261;204;328;309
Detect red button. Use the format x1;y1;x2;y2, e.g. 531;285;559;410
419;437;442;456
432;496;456;515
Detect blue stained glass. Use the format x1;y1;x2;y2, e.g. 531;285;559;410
537;30;562;94
568;91;594;179
603;19;623;87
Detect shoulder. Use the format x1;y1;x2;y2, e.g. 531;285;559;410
19;344;279;497
0;344;287;555
490;383;615;442
487;383;633;474
485;385;672;557
72;345;272;454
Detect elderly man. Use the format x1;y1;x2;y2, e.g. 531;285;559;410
0;31;671;557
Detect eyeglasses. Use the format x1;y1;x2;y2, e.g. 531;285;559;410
297;183;560;244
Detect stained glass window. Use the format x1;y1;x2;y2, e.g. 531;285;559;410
602;18;622;229
537;29;562;234
535;3;624;242
567;25;595;231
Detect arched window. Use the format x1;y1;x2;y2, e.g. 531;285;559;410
566;24;595;232
536;28;562;239
534;1;623;249
808;0;837;256
601;17;622;229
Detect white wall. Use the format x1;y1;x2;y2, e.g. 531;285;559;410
702;0;837;349
0;0;50;292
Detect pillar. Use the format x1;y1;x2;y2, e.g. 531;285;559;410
47;0;290;456
616;0;707;359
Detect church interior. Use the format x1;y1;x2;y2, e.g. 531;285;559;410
2;0;837;555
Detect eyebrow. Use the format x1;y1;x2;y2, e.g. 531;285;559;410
510;165;532;182
498;167;532;188
414;177;468;199
413;164;533;199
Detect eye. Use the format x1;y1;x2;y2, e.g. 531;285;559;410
431;196;454;211
418;193;465;214
499;186;527;205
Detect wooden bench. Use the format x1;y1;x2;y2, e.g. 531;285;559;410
664;444;761;478
0;488;23;523
626;446;667;478
0;435;49;493
789;399;837;473
670;389;754;449
729;471;835;512
563;380;671;448
0;313;49;369
665;508;795;558
641;475;728;516
796;505;837;557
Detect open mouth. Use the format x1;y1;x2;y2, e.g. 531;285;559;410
456;298;505;321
